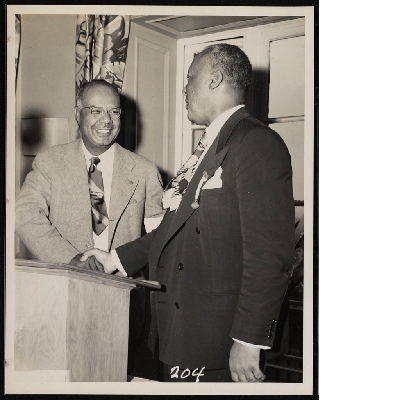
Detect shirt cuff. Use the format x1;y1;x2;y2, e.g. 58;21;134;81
110;249;128;277
232;338;271;350
144;217;163;233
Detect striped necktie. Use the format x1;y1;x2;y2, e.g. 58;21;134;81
88;157;109;235
163;131;208;211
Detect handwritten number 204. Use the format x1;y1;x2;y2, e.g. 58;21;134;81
170;366;205;383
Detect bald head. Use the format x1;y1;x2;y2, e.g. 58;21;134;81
76;79;119;110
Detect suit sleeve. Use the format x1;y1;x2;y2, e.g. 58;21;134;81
229;127;295;347
15;153;80;263
115;229;157;277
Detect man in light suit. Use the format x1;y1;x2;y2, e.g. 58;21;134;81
15;80;165;376
82;44;295;383
16;79;165;264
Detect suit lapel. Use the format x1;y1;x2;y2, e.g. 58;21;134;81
108;144;138;248
155;107;250;259
160;138;222;249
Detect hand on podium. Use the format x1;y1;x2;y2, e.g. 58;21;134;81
69;253;103;271
80;249;117;274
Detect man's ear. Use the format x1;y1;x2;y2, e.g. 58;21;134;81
75;107;81;127
209;70;223;90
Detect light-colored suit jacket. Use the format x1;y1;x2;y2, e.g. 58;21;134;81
15;139;165;264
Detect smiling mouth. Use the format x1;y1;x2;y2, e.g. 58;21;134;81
95;127;113;135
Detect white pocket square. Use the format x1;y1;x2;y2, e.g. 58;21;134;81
203;166;223;189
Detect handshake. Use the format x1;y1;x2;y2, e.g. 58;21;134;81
69;249;122;275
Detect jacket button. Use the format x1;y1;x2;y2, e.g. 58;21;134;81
195;227;200;234
178;263;184;271
86;243;91;248
175;302;179;309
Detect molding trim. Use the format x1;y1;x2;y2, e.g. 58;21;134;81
129;15;146;20
267;116;305;124
139;15;300;39
259;18;305;122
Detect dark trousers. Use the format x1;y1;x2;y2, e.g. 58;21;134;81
163;364;232;382
127;288;146;375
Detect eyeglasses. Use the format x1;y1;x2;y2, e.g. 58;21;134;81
81;106;122;118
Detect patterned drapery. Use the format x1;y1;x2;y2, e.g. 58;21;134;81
15;14;21;87
75;15;130;94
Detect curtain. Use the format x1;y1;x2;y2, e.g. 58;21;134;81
15;14;21;88
75;15;130;94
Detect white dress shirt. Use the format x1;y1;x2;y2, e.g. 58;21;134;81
192;104;245;175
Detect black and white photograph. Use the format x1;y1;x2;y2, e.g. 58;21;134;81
5;5;315;395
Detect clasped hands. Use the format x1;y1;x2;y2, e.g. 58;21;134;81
69;249;120;275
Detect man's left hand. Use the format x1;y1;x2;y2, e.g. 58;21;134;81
229;341;265;382
69;253;104;271
80;249;116;274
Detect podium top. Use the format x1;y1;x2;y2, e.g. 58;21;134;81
15;259;161;290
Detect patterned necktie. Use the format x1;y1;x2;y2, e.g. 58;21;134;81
163;131;208;211
88;157;109;235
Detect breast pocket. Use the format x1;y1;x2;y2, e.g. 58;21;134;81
128;197;143;205
119;196;145;231
200;186;229;198
126;196;144;214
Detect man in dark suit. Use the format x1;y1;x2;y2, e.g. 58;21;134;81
82;44;295;383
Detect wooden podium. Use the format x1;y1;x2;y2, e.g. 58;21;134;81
14;259;160;382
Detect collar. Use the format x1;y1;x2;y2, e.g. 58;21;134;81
81;139;115;167
205;104;245;144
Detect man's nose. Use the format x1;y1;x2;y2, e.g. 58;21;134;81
182;85;187;95
100;110;112;123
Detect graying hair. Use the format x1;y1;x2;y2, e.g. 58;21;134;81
195;43;253;93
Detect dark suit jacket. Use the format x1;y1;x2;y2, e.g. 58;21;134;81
117;108;295;370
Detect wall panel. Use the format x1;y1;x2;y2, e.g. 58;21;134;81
122;22;177;184
20;14;77;140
